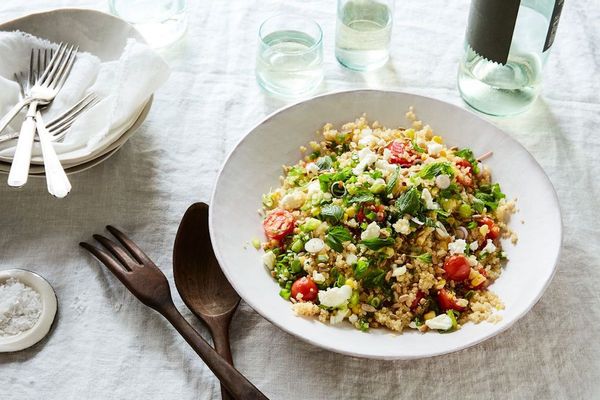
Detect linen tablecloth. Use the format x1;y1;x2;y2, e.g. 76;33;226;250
1;1;598;399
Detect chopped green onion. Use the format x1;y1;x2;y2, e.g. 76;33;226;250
349;291;360;306
300;218;321;232
291;240;304;253
317;254;329;263
279;288;291;300
368;297;381;308
353;258;369;279
330;181;347;197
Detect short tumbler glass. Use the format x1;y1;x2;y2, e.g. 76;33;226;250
335;0;394;71
256;15;324;98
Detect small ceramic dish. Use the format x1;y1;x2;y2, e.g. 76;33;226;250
0;269;58;352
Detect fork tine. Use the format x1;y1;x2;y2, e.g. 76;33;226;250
80;242;131;281
93;234;138;271
39;43;67;86
46;93;97;129
28;49;34;86
51;45;77;90
106;226;153;265
14;73;25;97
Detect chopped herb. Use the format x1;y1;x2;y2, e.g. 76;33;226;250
336;274;346;287
353;258;369;279
424;217;438;228
464;290;475;299
348;191;375;205
474;183;506;211
363;269;386;288
396;186;422;216
316;155;333;170
414;253;433;264
318;168;352;192
418;162;455;179
368;296;381;308
467;221;478;230
412;139;425;153
358;319;369;331
455;148;480;174
439;183;460;199
370;170;383;179
325;226;353;252
321;204;344;223
360;237;395;251
386;167;400;195
472;198;485;213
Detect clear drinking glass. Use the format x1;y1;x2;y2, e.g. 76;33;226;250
335;0;394;71
109;0;187;48
256;15;324;98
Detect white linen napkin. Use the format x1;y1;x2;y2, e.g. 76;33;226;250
0;31;170;158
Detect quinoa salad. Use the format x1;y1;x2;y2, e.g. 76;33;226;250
258;109;517;333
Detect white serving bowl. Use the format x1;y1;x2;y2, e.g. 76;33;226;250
210;90;562;360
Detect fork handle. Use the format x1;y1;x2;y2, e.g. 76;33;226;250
8;102;38;187
37;112;71;198
160;303;268;400
0;99;28;135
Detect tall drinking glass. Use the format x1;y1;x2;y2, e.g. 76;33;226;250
256;15;324;98
335;0;394;71
109;0;187;48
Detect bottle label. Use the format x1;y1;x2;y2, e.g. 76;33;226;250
544;0;564;51
466;0;521;65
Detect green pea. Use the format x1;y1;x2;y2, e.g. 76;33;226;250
458;203;472;218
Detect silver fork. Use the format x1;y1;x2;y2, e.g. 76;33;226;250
0;93;99;144
8;44;77;188
12;76;97;198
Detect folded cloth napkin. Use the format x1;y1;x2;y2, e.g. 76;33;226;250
0;31;170;158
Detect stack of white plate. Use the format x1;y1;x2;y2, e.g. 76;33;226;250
0;9;154;176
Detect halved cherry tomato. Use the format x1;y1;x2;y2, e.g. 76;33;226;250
479;217;500;240
386;140;414;166
410;290;426;310
263;209;295;241
444;255;471;282
437;288;466;312
291;276;318;302
356;208;366;223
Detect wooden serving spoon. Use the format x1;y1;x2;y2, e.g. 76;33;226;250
173;202;241;400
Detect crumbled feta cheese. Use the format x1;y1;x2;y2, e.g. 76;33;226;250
305;163;319;175
360;221;381;240
435;174;451;189
360;128;373;137
352;148;378;175
469;241;479;251
280;191;306;210
312;270;326;284
448;239;467;255
374;159;396;174
358;135;378;148
481;239;497;254
348;314;358;324
392;265;407;277
427;142;443;156
318;285;352;308
467;255;478;266
425;314;453;331
330;309;349;324
305;238;325;253
393;218;411;235
262;251;276;269
346;253;358;266
383;148;392;161
421;188;439;210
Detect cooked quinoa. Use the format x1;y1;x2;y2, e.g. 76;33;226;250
259;109;516;333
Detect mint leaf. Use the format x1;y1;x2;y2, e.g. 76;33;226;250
456;148;480;174
396;187;422;216
320;204;344;223
360;237;395;251
418;162;455;179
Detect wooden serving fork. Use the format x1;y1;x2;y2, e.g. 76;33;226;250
80;226;268;400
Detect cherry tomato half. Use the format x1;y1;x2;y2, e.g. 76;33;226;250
479;217;500;240
386;140;414;166
291;276;318;302
444;255;471;282
437;288;466;312
263;209;295;241
410;290;426;311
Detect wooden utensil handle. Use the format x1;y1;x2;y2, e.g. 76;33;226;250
161;303;268;400
211;323;235;400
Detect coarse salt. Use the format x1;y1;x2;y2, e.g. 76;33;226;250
0;278;42;337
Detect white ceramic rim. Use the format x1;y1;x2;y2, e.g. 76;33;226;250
209;89;563;360
0;269;58;353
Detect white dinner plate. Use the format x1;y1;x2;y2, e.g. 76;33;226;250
0;8;153;166
210;89;562;360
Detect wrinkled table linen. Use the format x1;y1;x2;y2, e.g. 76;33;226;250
0;1;598;399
